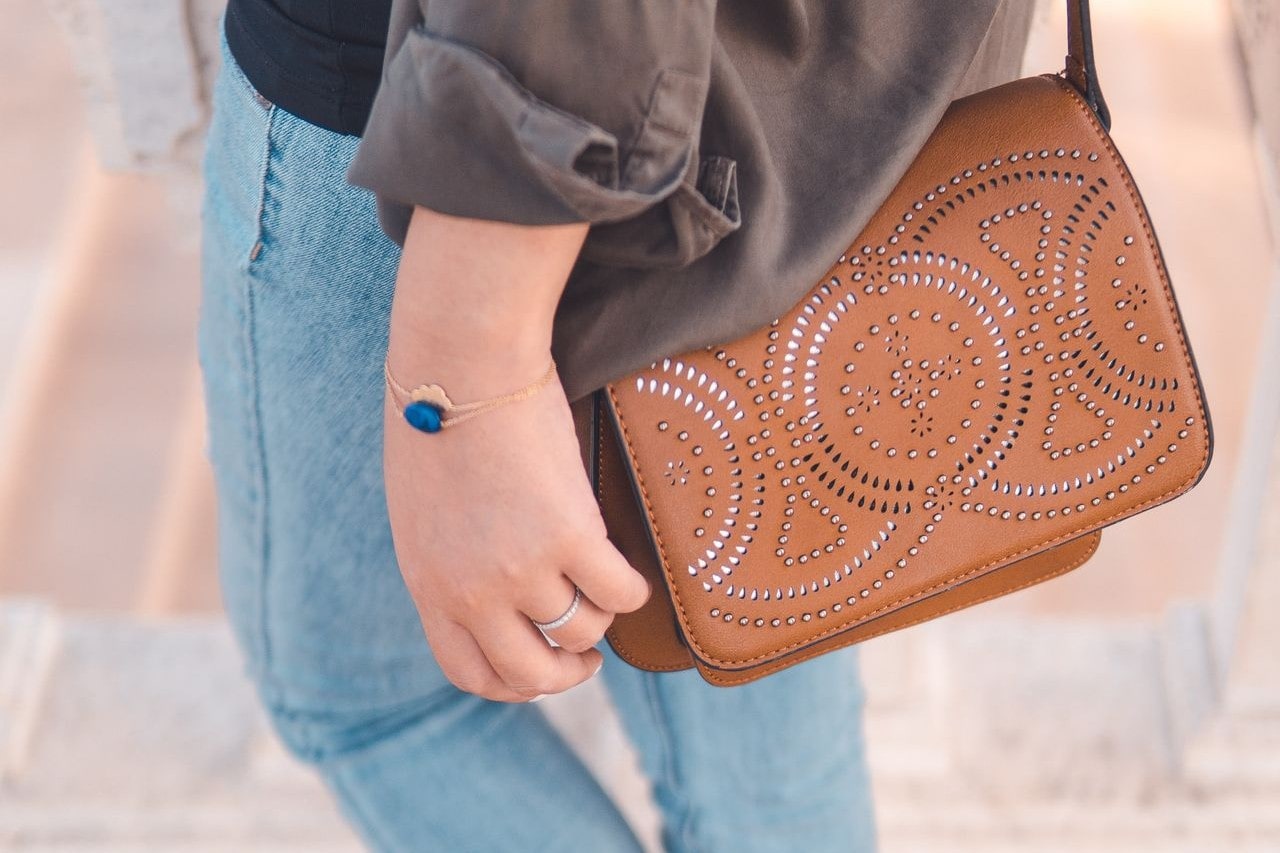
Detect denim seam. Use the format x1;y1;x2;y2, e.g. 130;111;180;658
640;672;701;853
240;225;274;682
248;104;278;265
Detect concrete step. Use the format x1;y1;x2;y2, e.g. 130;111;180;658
0;603;359;850
4;600;1278;851
0;0;218;616
0;601;664;851
0;0;85;392
0;164;211;613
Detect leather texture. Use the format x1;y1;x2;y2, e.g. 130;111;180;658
579;394;1106;683
569;1;1212;685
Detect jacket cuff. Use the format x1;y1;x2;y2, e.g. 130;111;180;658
346;23;710;245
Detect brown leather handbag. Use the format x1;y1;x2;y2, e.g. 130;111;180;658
571;0;1213;686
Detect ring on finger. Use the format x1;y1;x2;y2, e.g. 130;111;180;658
531;585;582;632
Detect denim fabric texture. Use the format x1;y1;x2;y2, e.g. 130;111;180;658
197;28;878;853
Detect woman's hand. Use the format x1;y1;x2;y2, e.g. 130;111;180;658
382;206;650;703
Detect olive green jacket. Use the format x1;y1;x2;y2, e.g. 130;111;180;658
347;0;1036;401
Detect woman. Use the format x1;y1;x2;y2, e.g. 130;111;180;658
198;1;1034;849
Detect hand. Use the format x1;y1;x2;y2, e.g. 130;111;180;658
382;206;651;702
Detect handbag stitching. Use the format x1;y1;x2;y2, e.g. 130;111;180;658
605;77;1212;669
698;531;1101;684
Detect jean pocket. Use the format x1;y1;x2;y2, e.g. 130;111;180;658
203;32;278;269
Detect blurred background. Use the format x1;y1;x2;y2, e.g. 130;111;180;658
0;0;1277;850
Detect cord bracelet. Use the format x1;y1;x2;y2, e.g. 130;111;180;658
383;356;558;433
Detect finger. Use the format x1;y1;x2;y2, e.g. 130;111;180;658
473;612;603;698
424;616;541;703
565;540;651;615
523;576;613;654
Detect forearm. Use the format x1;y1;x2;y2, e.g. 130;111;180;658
386;205;589;396
381;205;646;703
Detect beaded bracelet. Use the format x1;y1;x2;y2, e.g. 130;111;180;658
383;356;558;433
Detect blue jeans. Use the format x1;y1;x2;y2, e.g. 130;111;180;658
197;28;878;853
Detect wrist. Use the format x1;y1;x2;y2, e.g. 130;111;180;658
387;280;557;400
385;205;585;398
386;329;553;404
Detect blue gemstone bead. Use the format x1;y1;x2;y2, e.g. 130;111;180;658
404;401;444;433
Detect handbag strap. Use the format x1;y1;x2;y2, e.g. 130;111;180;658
1066;0;1111;130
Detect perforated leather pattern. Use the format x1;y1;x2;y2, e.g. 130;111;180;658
604;75;1212;670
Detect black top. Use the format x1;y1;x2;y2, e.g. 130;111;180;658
223;0;390;136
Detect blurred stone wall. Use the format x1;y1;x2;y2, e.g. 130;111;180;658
40;0;227;229
1233;0;1280;212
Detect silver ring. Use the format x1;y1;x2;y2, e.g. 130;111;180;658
532;586;582;632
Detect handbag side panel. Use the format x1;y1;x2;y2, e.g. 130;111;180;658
572;391;694;670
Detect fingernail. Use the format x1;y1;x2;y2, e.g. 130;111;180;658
528;694;546;703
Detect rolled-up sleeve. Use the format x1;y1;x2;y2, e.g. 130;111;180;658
346;0;719;246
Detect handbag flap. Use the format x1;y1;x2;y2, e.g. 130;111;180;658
602;73;1212;672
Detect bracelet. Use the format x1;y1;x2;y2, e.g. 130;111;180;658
383;356;558;433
